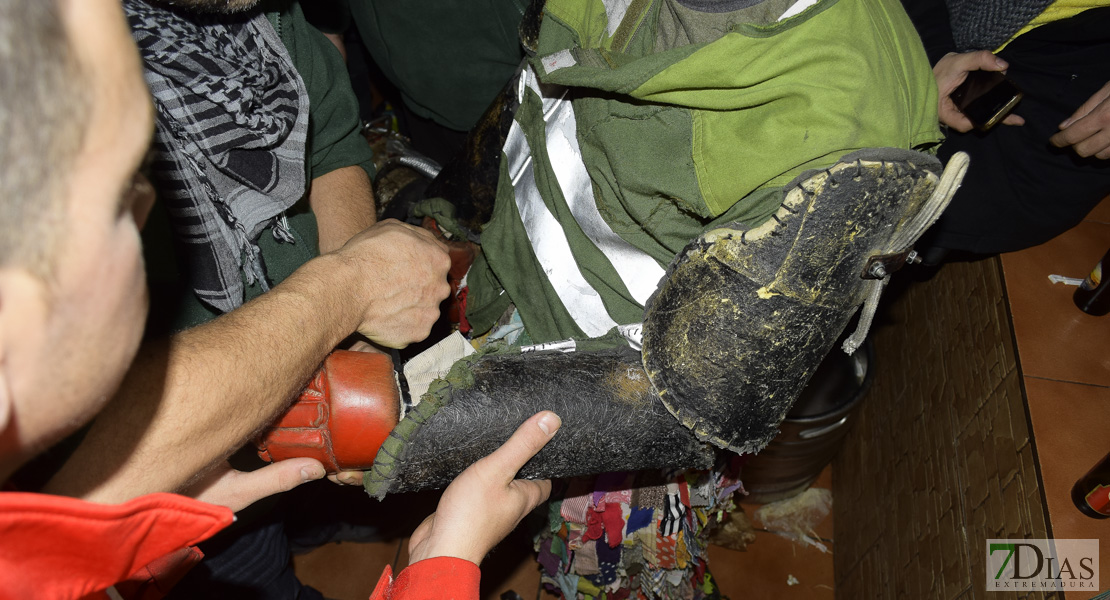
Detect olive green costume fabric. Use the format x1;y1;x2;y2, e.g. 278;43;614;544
144;0;375;333
464;0;942;344
345;0;531;132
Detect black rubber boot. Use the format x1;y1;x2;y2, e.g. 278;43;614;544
641;148;964;454
364;345;713;498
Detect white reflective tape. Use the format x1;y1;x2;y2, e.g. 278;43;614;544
522;339;578;353
541;49;578;74
543;99;665;305
604;0;633;36
618;323;644;350
779;0;818;20
505;118;618;337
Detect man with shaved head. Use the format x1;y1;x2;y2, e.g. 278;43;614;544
25;0;452;597
0;4;557;597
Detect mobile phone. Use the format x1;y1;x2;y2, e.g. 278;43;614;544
950;70;1023;131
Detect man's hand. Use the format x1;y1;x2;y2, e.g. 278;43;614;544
334;219;451;348
934;51;1026;132
407;411;561;566
183;458;326;513
1050;81;1110;159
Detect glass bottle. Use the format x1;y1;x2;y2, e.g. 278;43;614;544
1073;247;1110;316
1072;450;1110;519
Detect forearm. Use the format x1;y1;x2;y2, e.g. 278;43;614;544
43;253;366;503
310;165;376;253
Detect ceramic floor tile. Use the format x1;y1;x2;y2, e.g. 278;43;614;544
293;538;402;600
1000;220;1110;386
716;465;834;599
1022;377;1110;600
1085;195;1110;224
708;528;834;600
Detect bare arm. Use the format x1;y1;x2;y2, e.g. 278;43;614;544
310;165;376;254
44;221;450;503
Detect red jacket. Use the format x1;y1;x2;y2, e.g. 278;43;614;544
0;491;231;600
369;559;480;600
0;491;480;600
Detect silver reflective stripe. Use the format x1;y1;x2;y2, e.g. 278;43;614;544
543;97;665;305
504;116;618;337
604;0;633;36
522;339;578;353
618;323;644;350
779;0;818;20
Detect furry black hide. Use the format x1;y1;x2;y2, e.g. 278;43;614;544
365;346;713;498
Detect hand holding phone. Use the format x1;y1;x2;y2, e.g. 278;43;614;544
933;51;1025;132
950;69;1024;131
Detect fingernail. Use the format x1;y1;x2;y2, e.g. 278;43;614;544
537;412;562;436
1060;118;1073;129
301;465;325;481
995;57;1007;69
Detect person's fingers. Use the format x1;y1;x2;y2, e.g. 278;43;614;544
1071;129;1110;158
191;459;325;512
972;50;1007;72
1001;113;1025;126
477;412;561;481
944;49;1006;74
509;478;553;512
1050;119;1100;149
383;218;451;252
939;98;974;132
1059;83;1110;130
332;470;365;486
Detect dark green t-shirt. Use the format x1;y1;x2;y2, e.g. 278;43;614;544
144;0;375;334
346;0;529;131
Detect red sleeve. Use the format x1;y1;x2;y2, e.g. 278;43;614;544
368;557;480;600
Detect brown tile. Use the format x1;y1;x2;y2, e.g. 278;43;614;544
721;471;834;599
1000;220;1110;387
1023;377;1110;600
1085;195;1110;225
708;528;834;600
293;539;402;600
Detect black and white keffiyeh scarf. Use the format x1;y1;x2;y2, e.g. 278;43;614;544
124;0;310;313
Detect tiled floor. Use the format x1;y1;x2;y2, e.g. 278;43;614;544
999;198;1110;600
294;466;836;599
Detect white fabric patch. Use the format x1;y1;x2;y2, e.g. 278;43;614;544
403;332;477;405
541;49;578;74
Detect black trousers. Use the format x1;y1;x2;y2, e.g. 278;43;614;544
921;7;1110;256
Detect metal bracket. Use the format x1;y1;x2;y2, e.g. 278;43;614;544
861;249;921;280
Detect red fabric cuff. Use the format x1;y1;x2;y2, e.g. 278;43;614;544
369;557;480;600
